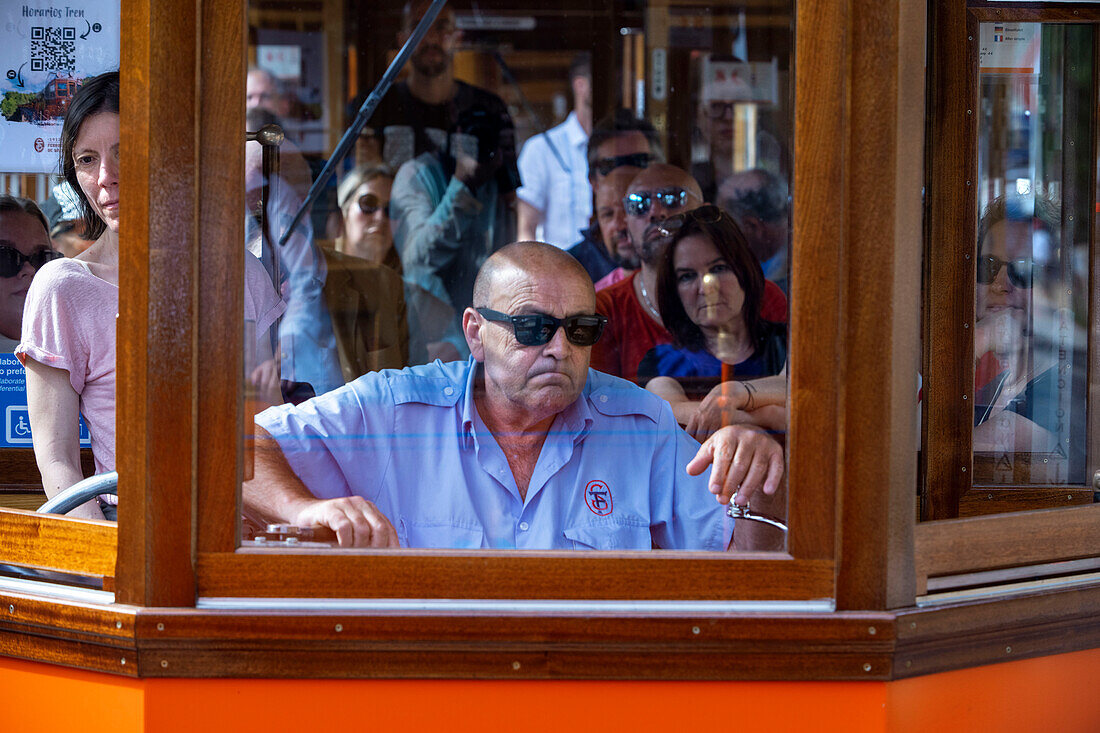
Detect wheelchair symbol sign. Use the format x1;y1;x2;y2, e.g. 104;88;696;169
6;406;32;444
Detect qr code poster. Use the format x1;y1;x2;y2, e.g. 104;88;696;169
0;0;120;173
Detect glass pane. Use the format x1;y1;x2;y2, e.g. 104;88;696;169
973;22;1091;487
240;0;792;554
0;3;120;587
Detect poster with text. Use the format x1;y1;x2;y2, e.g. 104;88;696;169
979;22;1041;76
0;0;120;173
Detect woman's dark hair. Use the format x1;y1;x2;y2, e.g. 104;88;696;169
0;194;50;237
655;206;767;352
60;71;119;241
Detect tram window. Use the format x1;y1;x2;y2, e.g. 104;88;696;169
971;23;1092;490
238;0;795;554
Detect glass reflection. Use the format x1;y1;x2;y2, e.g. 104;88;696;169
973;23;1090;486
240;0;792;552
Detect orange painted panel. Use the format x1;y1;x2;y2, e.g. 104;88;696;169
0;656;144;733
143;678;887;733
888;647;1100;732
141;677;888;726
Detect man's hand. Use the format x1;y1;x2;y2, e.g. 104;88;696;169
292;496;400;548
685;425;784;508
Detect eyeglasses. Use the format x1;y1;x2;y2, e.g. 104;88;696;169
476;307;608;347
0;245;61;278
623;188;699;217
357;193;390;218
703;101;736;119
656;204;724;238
593;152;655;177
976;255;1035;289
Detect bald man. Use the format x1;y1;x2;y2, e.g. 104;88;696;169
590;164;703;381
592;165;788;381
244;242;785;552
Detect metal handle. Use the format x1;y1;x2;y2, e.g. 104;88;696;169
726;503;788;532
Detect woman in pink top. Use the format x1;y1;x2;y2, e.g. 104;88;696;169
18;72;284;520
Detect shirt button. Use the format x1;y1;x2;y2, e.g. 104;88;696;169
599;394;608;403
518;522;530;531
443;386;454;396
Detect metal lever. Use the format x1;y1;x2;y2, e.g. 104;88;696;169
726;503;788;532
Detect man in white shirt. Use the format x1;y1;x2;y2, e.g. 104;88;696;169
516;53;593;248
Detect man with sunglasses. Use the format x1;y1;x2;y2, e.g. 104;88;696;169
589;165;703;381
567;110;663;284
0;196;61;352
245;241;786;552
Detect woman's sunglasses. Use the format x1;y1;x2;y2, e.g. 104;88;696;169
476;308;607;347
358;193;390;218
623;187;698;217
0;245;62;278
976;255;1035;289
656;204;725;238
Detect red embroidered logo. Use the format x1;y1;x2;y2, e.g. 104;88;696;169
584;480;613;516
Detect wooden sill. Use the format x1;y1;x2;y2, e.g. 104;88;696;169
1;581;1098;681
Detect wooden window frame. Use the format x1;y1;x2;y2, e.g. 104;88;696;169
173;0;878;605
921;1;1100;584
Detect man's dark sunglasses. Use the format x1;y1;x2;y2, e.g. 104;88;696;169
976;255;1035;289
358;193;390;218
593;152;655;177
0;245;61;278
623;187;698;217
656;204;725;238
476;308;608;347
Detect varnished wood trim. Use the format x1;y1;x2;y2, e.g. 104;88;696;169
135;646;896;680
0;628;138;677
197;553;835;601
915;504;1100;580
1;580;1099;681
895;581;1100;678
970;7;1100;23
958;488;1093;517
0;591;134;639
196;0;246;556
923;0;978;519
787;0;843;565
835;0;923;611
0;510;116;577
116;0;198;606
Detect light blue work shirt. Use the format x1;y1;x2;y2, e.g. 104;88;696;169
256;358;731;550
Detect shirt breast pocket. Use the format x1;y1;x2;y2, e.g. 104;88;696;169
563;522;651;551
399;519;485;549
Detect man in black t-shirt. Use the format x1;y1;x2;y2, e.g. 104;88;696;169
350;2;520;194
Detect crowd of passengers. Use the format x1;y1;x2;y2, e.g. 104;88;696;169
0;3;1058;548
